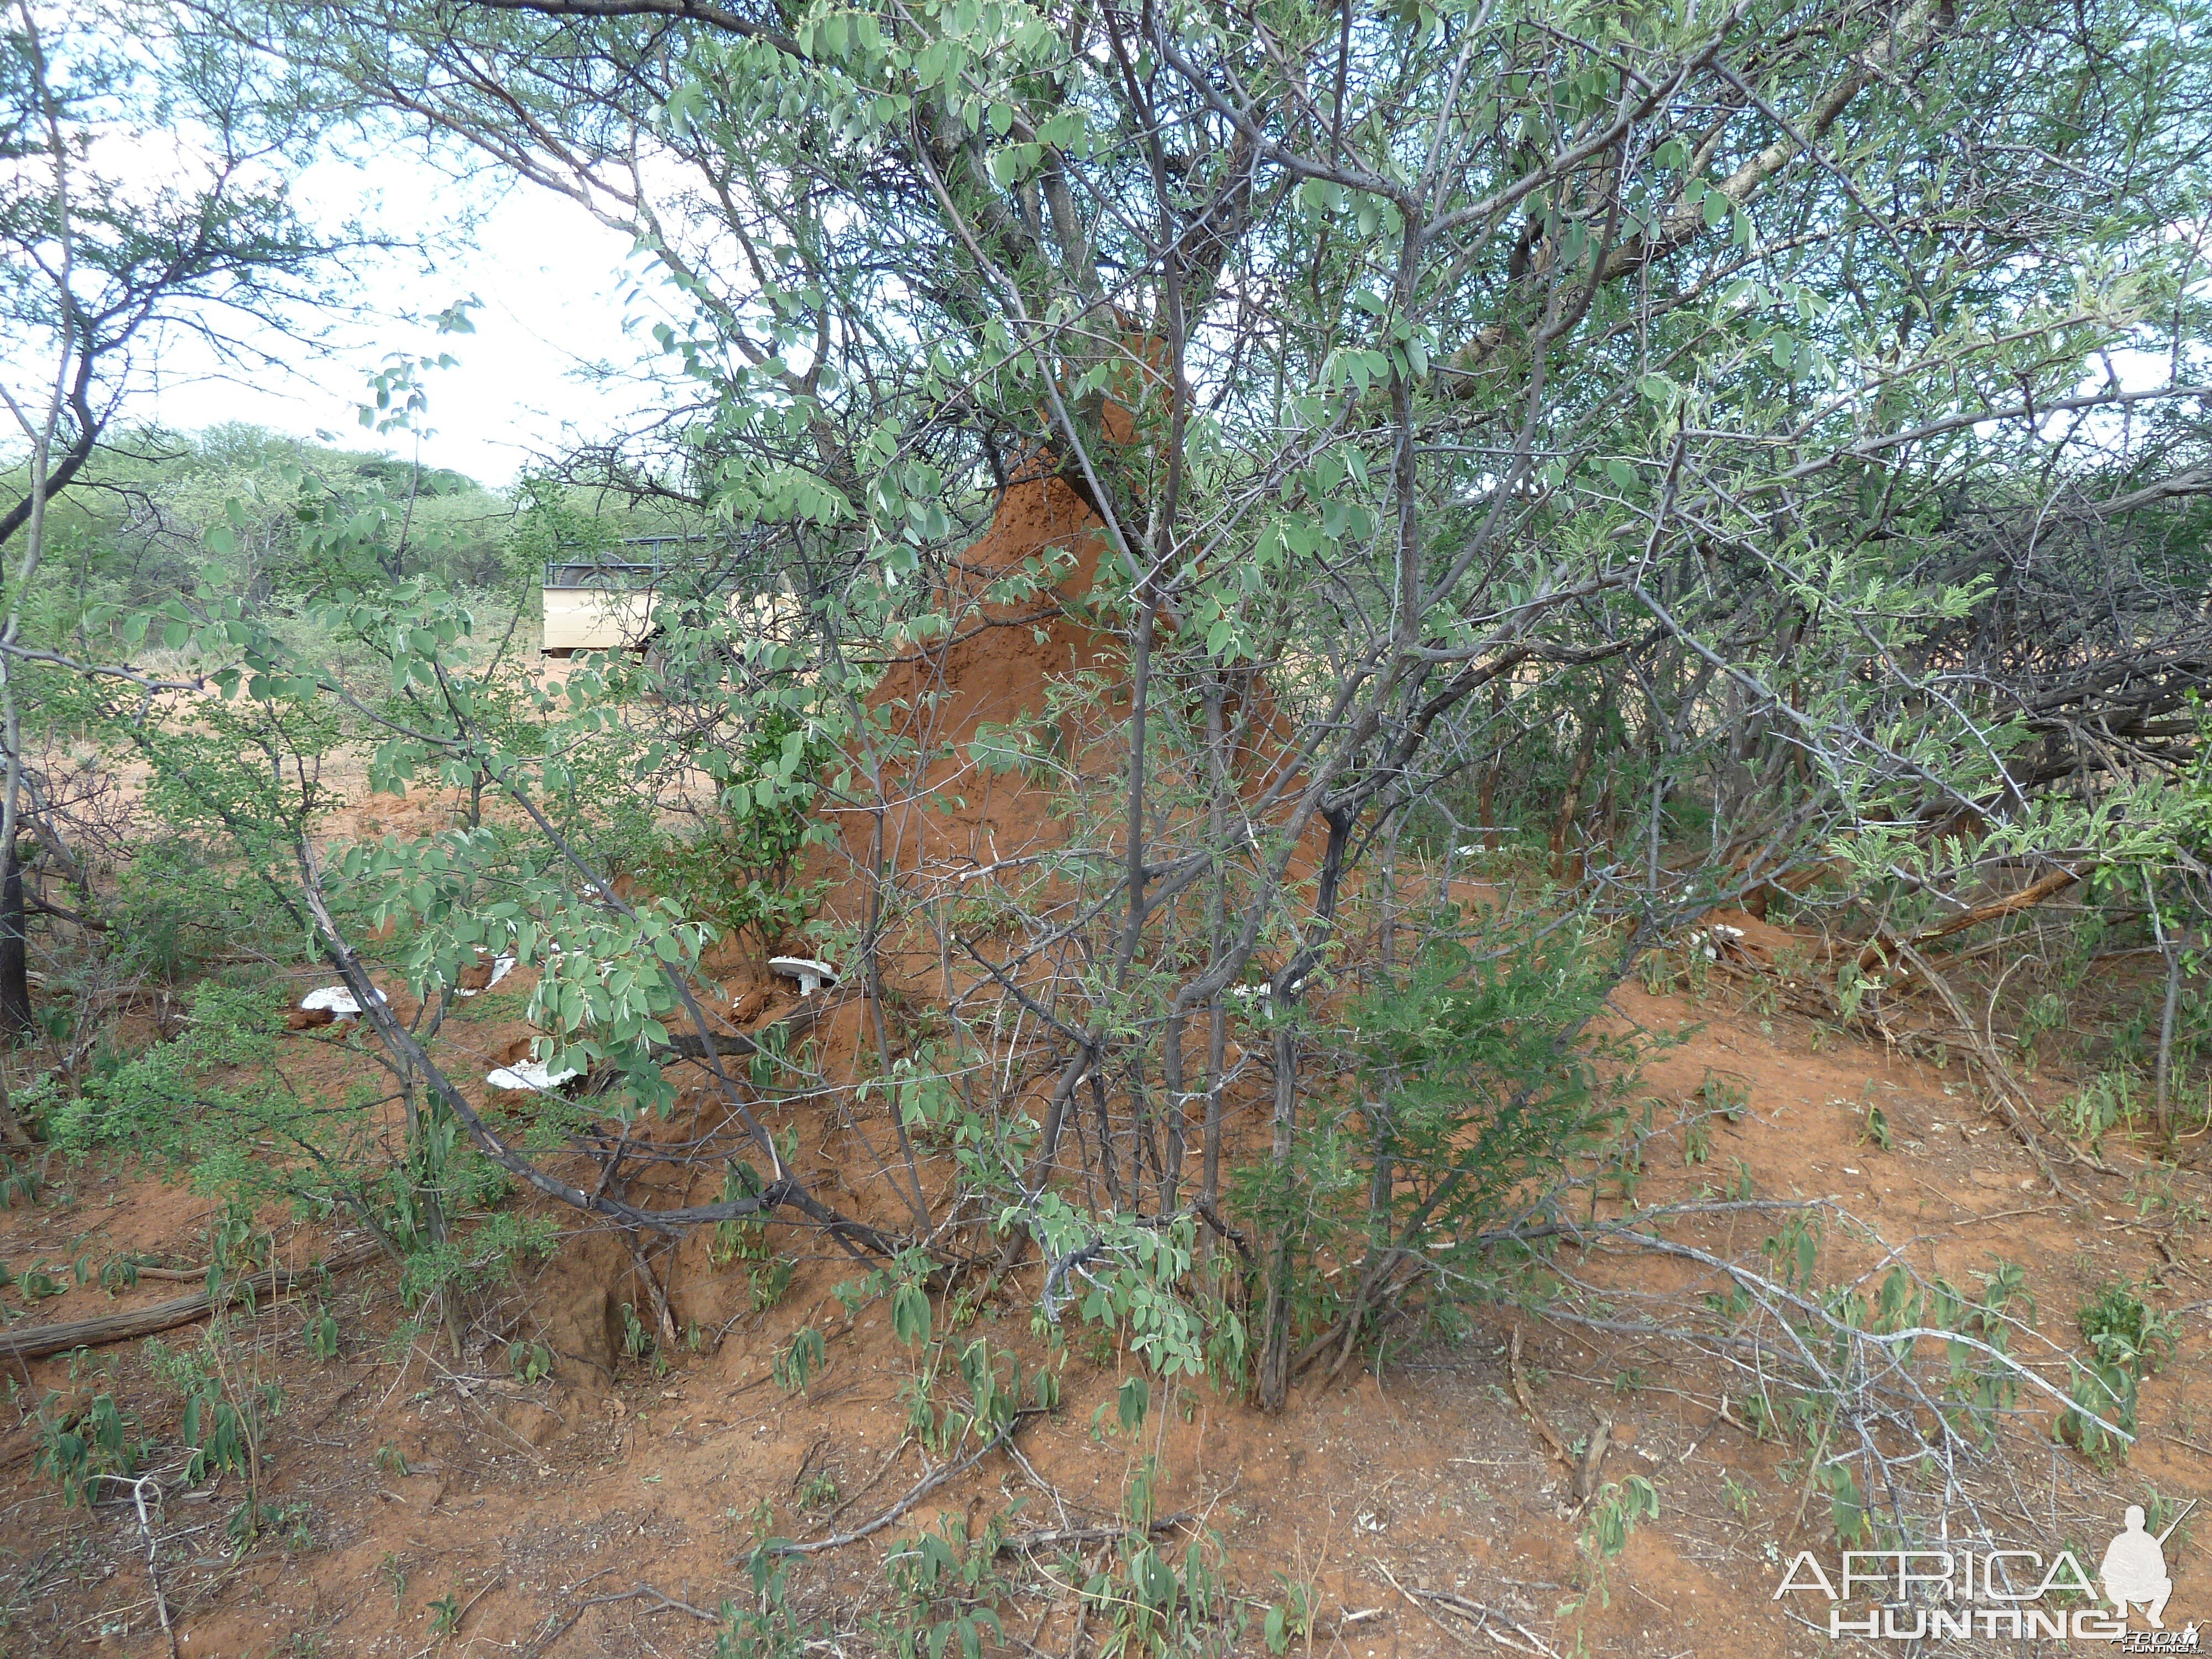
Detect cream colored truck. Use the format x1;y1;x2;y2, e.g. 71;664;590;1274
541;560;804;658
539;561;663;656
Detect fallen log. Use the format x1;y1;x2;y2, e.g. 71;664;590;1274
0;1240;385;1362
1855;865;2084;972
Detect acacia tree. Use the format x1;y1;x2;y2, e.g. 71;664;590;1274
109;0;2212;1404
0;1;353;1035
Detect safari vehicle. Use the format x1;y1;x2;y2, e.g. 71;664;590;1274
540;537;802;675
539;557;665;656
539;535;749;656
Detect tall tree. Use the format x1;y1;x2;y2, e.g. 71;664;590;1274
0;1;350;1033
143;0;2212;1397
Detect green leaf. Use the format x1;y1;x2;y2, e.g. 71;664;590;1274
1117;1373;1149;1431
893;1282;932;1347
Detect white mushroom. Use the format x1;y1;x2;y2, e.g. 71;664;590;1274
299;985;384;1019
485;1060;582;1093
768;956;839;998
1684;922;1747;961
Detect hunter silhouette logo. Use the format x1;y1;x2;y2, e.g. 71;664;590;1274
2102;1505;2180;1628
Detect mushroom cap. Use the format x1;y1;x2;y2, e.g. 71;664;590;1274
486;1061;582;1093
299;985;381;1016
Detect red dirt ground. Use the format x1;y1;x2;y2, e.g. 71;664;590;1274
1;952;2205;1658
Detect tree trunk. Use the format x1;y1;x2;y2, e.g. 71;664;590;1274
1257;1020;1300;1411
0;844;32;1039
1549;690;1606;879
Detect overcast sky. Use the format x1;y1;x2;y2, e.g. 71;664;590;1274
134;151;682;491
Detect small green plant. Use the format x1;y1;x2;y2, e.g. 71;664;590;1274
279;1501;315;1552
508;1339;554;1384
0;1151;41;1209
1697;1073;1749;1121
18;1262;65;1300
1262;1573;1316;1655
376;1442;409;1475
382;1552;408;1614
100;1254;143;1291
429;1589;463;1637
1862;1105;1892;1151
1820;1458;1870;1546
1118;1373;1149;1434
305;1305;341;1361
2058;1071;2141;1148
23;1387;144;1508
619;1302;653;1360
1760;1213;1823;1293
750;1258;795;1312
717;1542;818;1659
636;710;833;953
875;1518;1010;1659
711;1162;774;1268
145;1330;283;1528
2065;1276;2176;1458
1575;1475;1661;1607
899;1334;1046;1454
796;1471;840;1511
774;1327;827;1393
228;1498;300;1551
1080;1522;1245;1656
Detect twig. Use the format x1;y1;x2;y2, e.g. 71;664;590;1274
1783;1412;1837;1544
580;1582;719;1620
770;1411;1047;1556
625;1232;680;1349
1573;1418;1613;1503
1853;866;2083;972
812;1433;912;1531
452;1573;503;1635
518;1565;622;1658
519;1609;581;1658
1507;1325;1572;1467
1880;933;2082;1194
1675;1394;1747;1463
1373;1561;1560;1658
127;1475;178;1659
994;1509;1196;1555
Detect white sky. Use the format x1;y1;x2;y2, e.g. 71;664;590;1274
134;152;682;489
